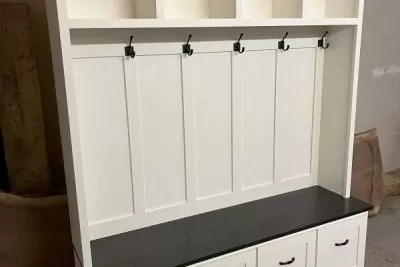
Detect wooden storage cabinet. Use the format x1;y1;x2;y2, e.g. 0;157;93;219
258;231;316;267
189;214;367;267
316;214;368;267
47;0;366;263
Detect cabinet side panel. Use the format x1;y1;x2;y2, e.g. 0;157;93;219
187;52;233;200
275;48;316;182
125;54;187;212
235;50;276;190
73;57;134;224
46;0;92;265
318;27;355;196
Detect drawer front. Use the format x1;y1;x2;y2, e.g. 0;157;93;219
258;231;316;267
192;250;256;267
317;214;368;267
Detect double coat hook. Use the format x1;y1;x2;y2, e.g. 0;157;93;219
183;34;194;56
278;32;290;51
318;31;330;49
233;33;245;54
125;36;136;58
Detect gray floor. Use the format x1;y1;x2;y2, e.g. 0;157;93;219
366;195;400;267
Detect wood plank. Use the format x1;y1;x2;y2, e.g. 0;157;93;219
0;3;51;196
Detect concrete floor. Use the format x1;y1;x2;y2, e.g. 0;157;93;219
366;195;400;267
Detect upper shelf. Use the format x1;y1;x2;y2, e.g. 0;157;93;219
66;0;361;26
69;18;360;29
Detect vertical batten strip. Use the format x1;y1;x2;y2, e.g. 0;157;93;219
181;54;197;203
124;59;146;215
311;47;325;185
232;52;243;192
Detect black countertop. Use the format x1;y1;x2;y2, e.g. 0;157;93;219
91;186;372;267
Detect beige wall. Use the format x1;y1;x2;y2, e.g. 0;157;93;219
0;0;65;191
357;0;400;172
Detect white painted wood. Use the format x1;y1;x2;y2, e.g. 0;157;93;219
68;18;361;29
72;57;134;224
233;49;276;190
272;0;303;18
258;231;316;267
311;48;325;186
325;0;358;18
66;0;158;19
71;39;319;59
183;51;233;200
161;0;236;19
318;27;356;197
136;0;158;18
69;39;321;240
303;0;358;18
344;3;365;197
316;213;368;267
275;48;317;182
124;54;188;213
210;0;237;18
239;0;272;18
302;0;325;18
188;213;368;267
190;250;256;267
46;0;93;265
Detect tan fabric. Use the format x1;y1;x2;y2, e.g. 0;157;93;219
351;129;385;216
0;192;74;267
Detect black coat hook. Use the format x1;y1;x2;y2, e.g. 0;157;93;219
318;31;330;49
233;33;245;54
278;32;290;51
125;36;136;58
183;34;194;56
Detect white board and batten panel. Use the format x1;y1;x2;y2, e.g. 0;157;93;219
275;47;317;183
125;54;188;213
183;51;234;200
233;48;276;190
70;38;322;240
72;57;134;225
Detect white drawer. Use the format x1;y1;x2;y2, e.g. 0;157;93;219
316;214;368;267
258;231;316;267
191;250;256;267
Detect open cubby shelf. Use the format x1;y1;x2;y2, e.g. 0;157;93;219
66;0;360;22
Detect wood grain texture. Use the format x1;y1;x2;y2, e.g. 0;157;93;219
0;3;51;196
0;192;74;267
